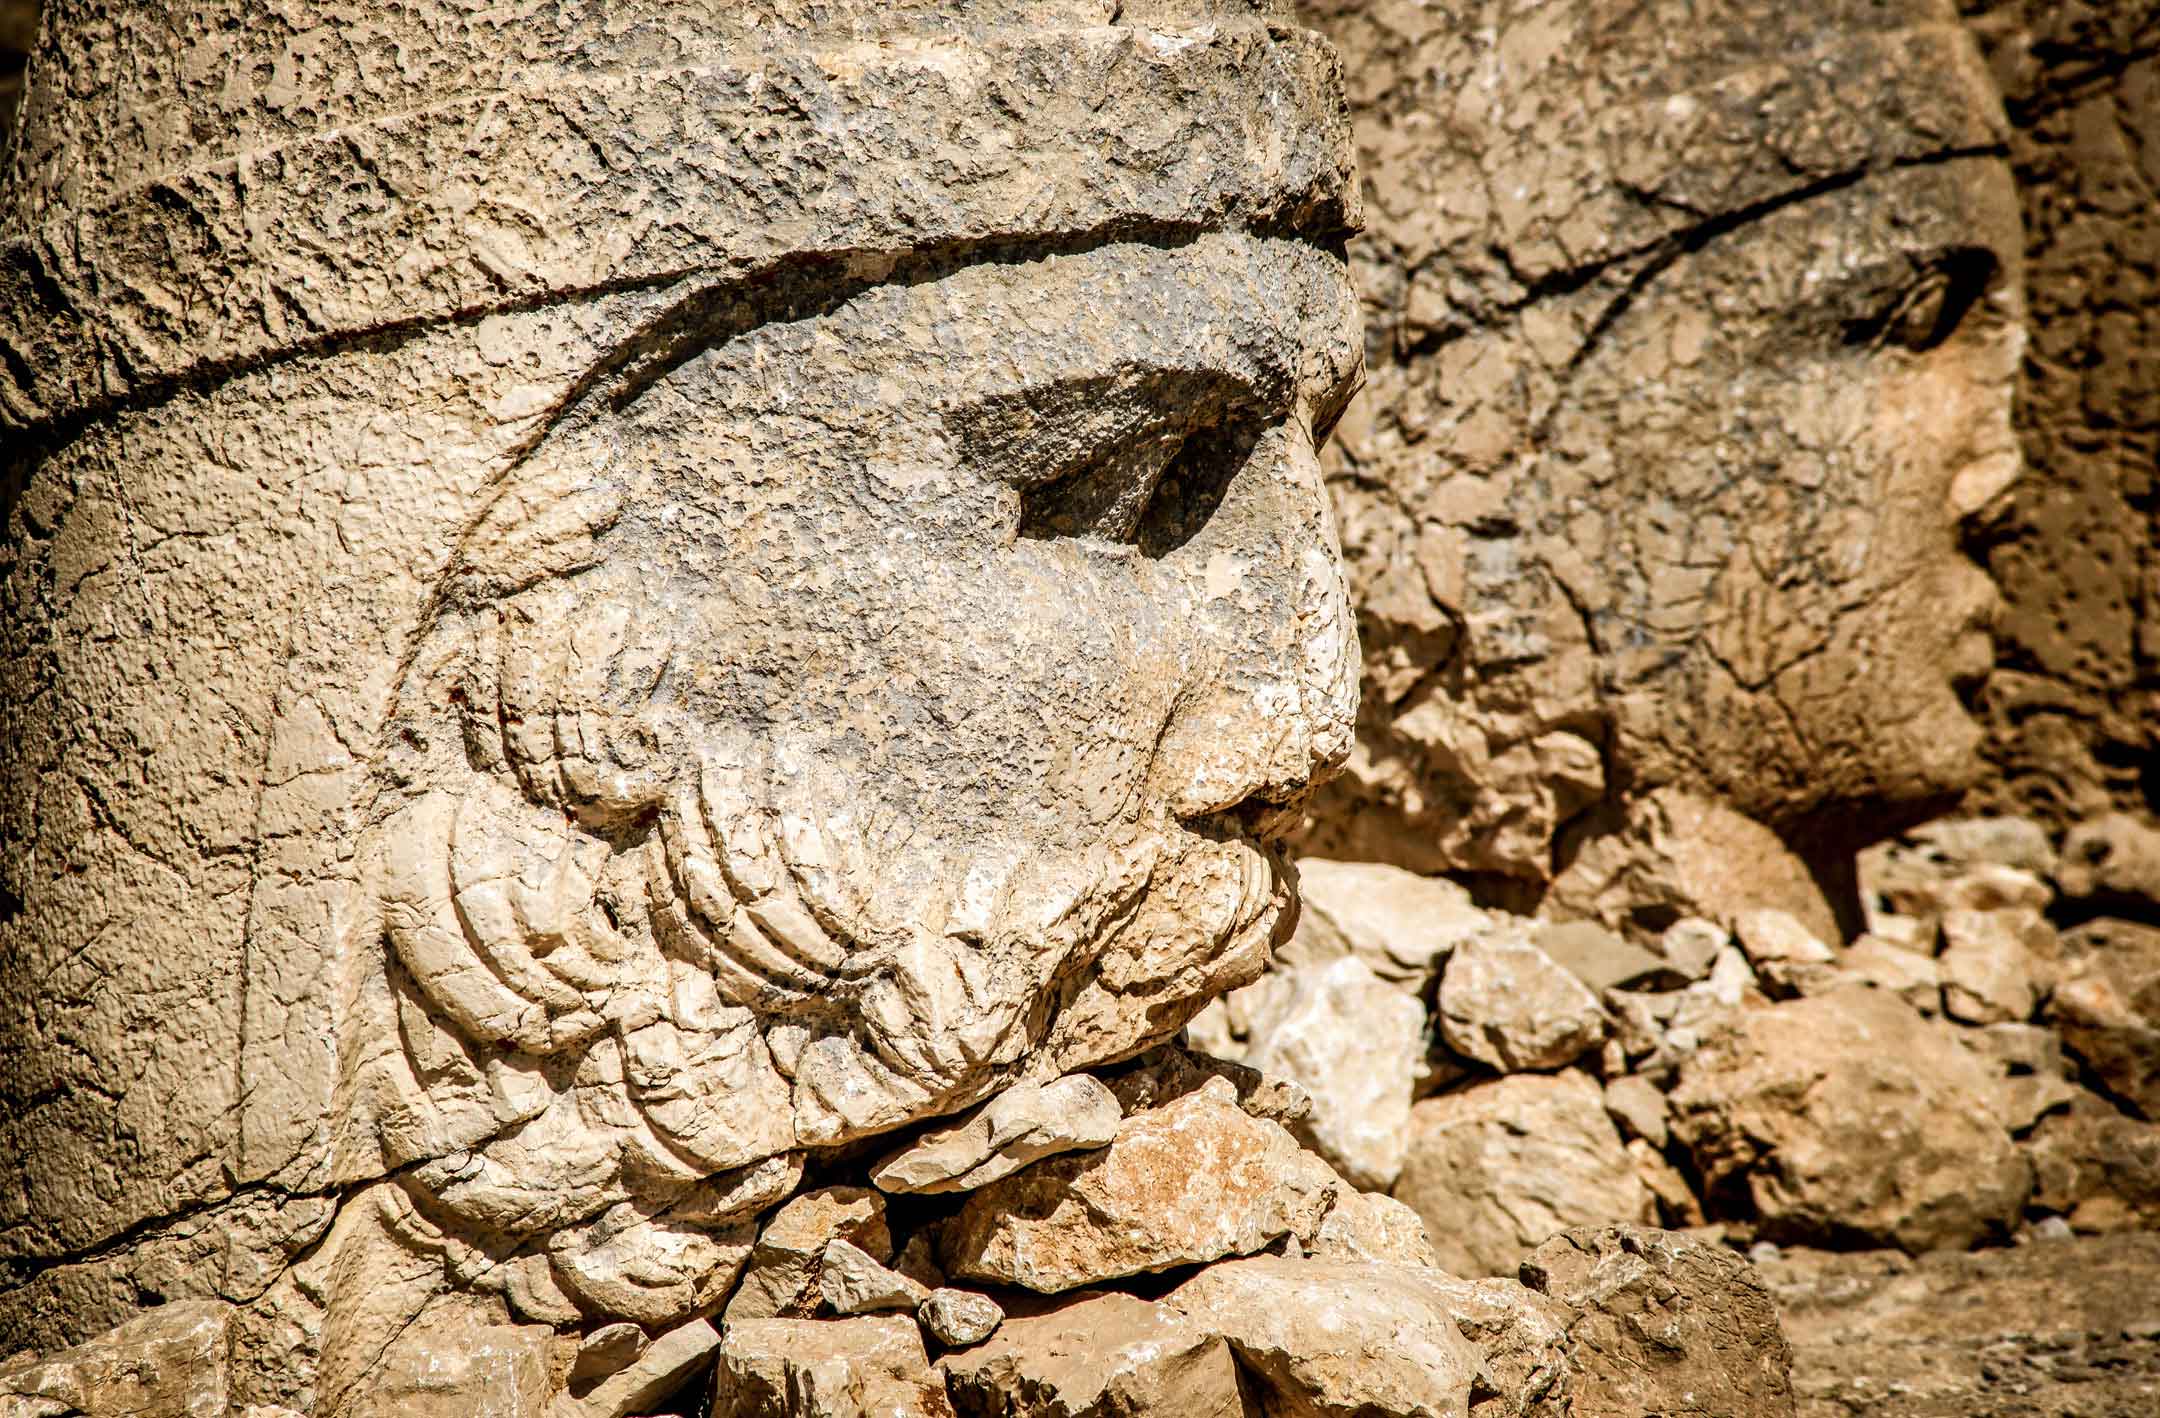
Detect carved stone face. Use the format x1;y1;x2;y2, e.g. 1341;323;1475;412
364;232;1361;1314
1296;0;2023;888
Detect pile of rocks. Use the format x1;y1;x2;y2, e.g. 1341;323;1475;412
0;1046;1799;1417
1187;815;2160;1274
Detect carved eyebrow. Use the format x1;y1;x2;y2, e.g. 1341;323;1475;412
940;364;1265;490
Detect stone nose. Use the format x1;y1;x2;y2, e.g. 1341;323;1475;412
1152;416;1360;826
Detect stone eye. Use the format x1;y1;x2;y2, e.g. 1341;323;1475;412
1857;249;1997;354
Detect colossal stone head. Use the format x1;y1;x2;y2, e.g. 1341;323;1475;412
0;0;1360;1382
1296;0;2024;927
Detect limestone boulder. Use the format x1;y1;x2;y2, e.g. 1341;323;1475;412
2047;918;2160;1117
1240;956;1426;1189
1670;986;2029;1251
1437;931;1606;1072
351;1308;555;1418
558;1319;722;1418
714;1316;953;1418
1283;858;1490;991
1163;1257;1571;1418
0;1302;233;1418
870;1075;1121;1195
938;1290;1244;1418
918;1290;1003;1350
818;1240;928;1317
937;1078;1341;1292
1392;1071;1653;1278
1521;1226;1796;1418
725;1188;892;1324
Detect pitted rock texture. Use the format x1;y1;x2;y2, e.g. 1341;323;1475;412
1290;0;2023;907
1959;3;2160;832
0;0;1368;1404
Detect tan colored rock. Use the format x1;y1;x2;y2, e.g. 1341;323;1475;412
2047;918;2160;1116
917;1289;1003;1350
2024;1095;2160;1232
1602;1074;1670;1148
938;1290;1245;1418
1732;909;1837;999
870;1075;1121;1196
1438;931;1606;1072
1241;956;1426;1189
1283;858;1490;990
548;1206;755;1329
1939;907;2052;1023
1162;1257;1556;1418
725;1189;891;1325
1670;986;2029;1251
1520;1226;1796;1418
347;1308;555;1418
2057;813;2160;909
555;1318;721;1418
1658;919;1730;983
1393;1071;1653;1278
818;1240;928;1317
1310;1190;1443;1268
568;1323;649;1389
1102;1042;1314;1127
1840;936;1944;1016
0;1301;232;1418
714;1316;953;1418
938;1078;1342;1292
1534;920;1673;995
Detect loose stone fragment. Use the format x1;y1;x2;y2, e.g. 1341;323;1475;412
871;1075;1121;1195
818;1239;928;1316
1438;931;1606;1071
1104;1042;1314;1125
1658;918;1730;981
1162;1258;1547;1418
1732;909;1837;998
1670;986;2028;1251
1520;1225;1796;1418
1534;919;1674;995
938;1078;1341;1292
713;1316;953;1418
1393;1070;1653;1278
724;1188;891;1324
1939;907;2052;1023
939;1290;1243;1418
2057;813;2160;910
351;1310;555;1418
1241;956;1425;1189
2047;919;2160;1116
568;1322;649;1387
917;1289;1004;1349
1282;858;1491;991
557;1319;721;1418
1840;936;1944;1015
1602;1073;1670;1147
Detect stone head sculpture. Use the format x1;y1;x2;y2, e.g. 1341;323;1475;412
1295;0;2025;933
0;0;1361;1397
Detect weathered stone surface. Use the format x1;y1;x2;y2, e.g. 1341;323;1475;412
1240;956;1425;1189
1102;1042;1314;1127
568;1323;649;1389
1839;936;1944;1016
2047;919;2160;1117
1733;910;1838;999
1438;932;1606;1072
1602;1075;1670;1149
725;1189;891;1325
348;1309;555;1418
0;0;1365;1389
714;1316;954;1418
2056;814;2160;911
2024;1096;2160;1232
0;1301;231;1418
1938;907;2052;1024
1522;1226;1796;1418
939;1290;1243;1418
557;1318;721;1418
1163;1257;1559;1418
1309;1190;1442;1268
870;1076;1121;1196
1670;987;2029;1251
818;1240;928;1317
1291;0;2020;939
1658;919;1730;984
918;1290;1003;1351
1534;920;1673;996
938;1079;1342;1292
1281;858;1489;990
1393;1071;1653;1279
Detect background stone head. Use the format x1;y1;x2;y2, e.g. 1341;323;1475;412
1295;0;2025;931
0;0;1362;1354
